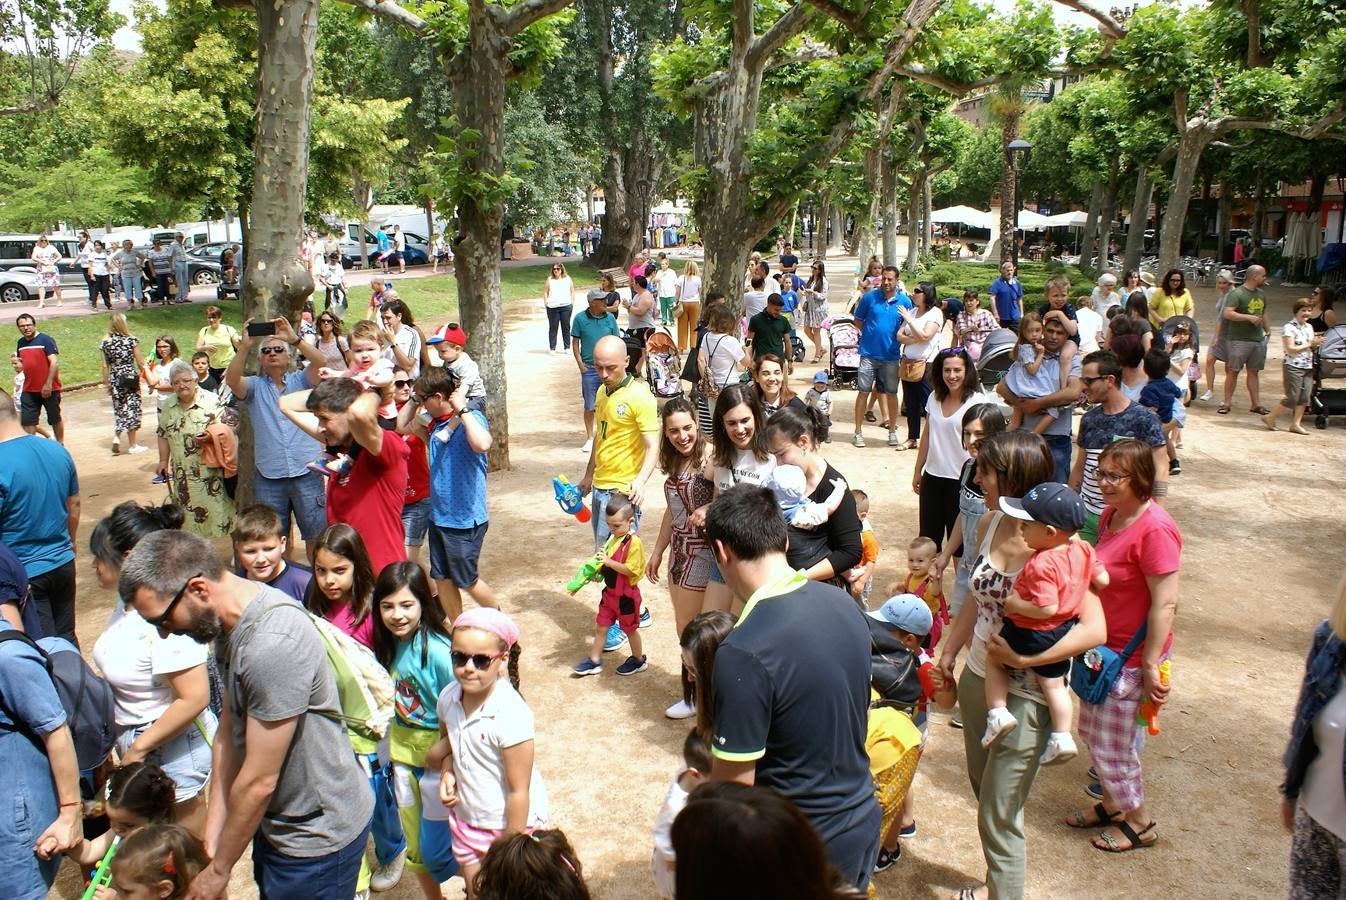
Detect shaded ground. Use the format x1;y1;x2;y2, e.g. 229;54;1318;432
49;264;1340;898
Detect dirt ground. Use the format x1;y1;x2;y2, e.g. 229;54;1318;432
47;268;1344;898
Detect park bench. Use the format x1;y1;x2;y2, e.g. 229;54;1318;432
599;266;629;290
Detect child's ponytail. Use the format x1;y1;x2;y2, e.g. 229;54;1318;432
507;643;522;693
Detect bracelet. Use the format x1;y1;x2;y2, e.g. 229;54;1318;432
59;800;81;808
1152;480;1169;497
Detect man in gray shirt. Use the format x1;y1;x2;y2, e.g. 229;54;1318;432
121;530;373;900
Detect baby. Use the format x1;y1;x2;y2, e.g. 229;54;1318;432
770;464;846;528
308;319;395;477
651;728;712;898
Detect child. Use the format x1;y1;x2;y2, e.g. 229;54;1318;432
888;536;946;649
426;323;487;412
984;483;1108;766
1262;298;1323;435
232;503;312;602
73;761;178;880
572;493;648;677
371;561;460;900
306;522;377;649
392;369;433;566
847;488;879;605
1139;348;1185;476
321;250;348;319
769;465;846;528
652;728;713;898
802;370;832;443
309;319;396;476
189;351;219;394
475;829;591;900
1165;321;1196;422
427;608;550;900
1002;313;1073;433
106;824;209;900
366;276;390;319
1075;294;1105;354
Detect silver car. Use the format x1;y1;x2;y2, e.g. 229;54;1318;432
0;267;41;303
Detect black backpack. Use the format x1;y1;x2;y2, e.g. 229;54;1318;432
0;630;117;772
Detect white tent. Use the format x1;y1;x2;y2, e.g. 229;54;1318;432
930;205;994;230
1017;209;1051;231
1042;210;1089;227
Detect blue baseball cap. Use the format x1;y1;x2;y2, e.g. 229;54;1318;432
813;370;829;383
1000;483;1087;531
867;593;933;636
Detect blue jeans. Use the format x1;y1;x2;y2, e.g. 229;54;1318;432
252;471;327;542
1042;433;1072;484
590;487;642;551
174;260;189;300
252;821;370;900
122;271;142;301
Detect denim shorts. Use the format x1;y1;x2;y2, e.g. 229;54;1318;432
429;521;488;587
401;497;431;547
856;356;900;394
117;710;217;802
581;367;601;412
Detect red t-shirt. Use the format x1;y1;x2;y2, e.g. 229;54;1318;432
404;432;429;504
1007;538;1096;631
1095;502;1181;666
327;431;410;575
17;333;60;392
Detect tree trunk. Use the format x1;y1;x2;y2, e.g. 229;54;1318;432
827;205;844;254
817;191;831;260
1123;166;1151;275
1251;173;1267;250
786;202;798;248
1097;164;1120;274
881;153;898;265
903;171;925;272
1081;183;1103;273
1217;185;1232;265
921;176;933;257
1158;126;1213;275
998;105;1021;268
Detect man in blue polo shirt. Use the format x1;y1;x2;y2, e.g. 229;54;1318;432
851;265;911;448
705;484;881;890
571;290;619;454
226;317;327;560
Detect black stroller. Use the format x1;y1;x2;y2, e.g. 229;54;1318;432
1312;324;1346;429
976;328;1018;390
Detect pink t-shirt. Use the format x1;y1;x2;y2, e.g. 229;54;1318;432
325;601;376;650
1006;538;1096;631
1095;502;1181;666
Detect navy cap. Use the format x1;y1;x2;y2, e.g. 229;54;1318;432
1000;483;1087;531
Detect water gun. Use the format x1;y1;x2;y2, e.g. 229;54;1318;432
1136;659;1171;736
567;554;603;594
81;835;120;900
553;475;591;524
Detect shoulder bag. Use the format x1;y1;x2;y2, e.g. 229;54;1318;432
1071;623;1147;705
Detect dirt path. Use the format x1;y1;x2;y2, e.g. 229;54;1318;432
49;274;1341;898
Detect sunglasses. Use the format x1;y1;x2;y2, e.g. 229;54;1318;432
144;571;201;630
259;346;287;355
1080;375;1109;385
393;379;412;387
937;346;965;357
450;649;506;670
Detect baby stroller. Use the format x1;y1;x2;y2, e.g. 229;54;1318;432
1312;324;1346;429
645;327;684;402
824;316;861;389
976;328;1018;390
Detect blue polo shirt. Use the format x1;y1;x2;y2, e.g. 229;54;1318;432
242;370;321;479
429;411;489;529
990;276;1023;321
853;288;913;362
570;309;619;366
0;436;77;578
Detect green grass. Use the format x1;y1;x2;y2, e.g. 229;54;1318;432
927;259;1092;299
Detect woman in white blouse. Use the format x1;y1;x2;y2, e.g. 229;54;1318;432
543;262;575;353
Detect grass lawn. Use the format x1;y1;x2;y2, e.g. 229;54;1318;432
40;262;610;387
927;259;1092;298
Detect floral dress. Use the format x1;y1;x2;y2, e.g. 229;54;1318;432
100;334;142;434
664;467;714;590
157;390;234;537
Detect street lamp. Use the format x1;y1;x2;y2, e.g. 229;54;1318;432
1006;139;1032;268
635;176;653;251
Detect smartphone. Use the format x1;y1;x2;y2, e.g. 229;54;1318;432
247;321;276;337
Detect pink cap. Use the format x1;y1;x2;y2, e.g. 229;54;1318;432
427;323;468;347
452;608;520;647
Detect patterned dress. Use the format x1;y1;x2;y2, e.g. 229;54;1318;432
100;334;142;434
157;389;234;537
664;467;714;590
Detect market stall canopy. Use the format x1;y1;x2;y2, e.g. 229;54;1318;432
1017;209;1051;231
1041;210;1090;227
930;205;994;230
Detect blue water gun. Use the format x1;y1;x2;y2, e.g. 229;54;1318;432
553;475;591;524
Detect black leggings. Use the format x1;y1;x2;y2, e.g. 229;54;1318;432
918;472;961;551
902;377;931;442
89;275;111;308
29;560;77;644
546;304;573;351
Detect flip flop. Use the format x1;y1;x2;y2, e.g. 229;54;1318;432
1092;820;1157;853
1066;802;1121;829
1217;405;1231;414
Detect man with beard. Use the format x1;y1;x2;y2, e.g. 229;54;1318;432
120;530;373;900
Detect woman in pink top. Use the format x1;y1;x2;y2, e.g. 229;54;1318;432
306;523;377;649
1069;438;1180;853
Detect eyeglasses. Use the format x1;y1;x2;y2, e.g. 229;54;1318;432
450;650;506;670
259;346;287;355
1080;375;1109;386
1096;469;1131;485
393;379;412;387
145;572;200;630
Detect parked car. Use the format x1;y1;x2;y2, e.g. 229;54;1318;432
338;223;430;268
0;267;40;303
0;235;86;289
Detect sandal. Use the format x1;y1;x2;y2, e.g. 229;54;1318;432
1092;820;1157;853
1251;406;1271;415
865;411;877;423
1066;802;1121;829
952;887;986;900
1217;404;1231;414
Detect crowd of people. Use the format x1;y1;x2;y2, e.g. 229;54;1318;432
0;236;1340;900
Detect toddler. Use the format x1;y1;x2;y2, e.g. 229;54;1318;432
1002;313;1074;432
984;483;1109;766
474;829;591;900
106;824;209;900
652;728;713;898
889;536;946;649
1140;347;1185;476
10;352;23;404
572;493;648;677
802;370;832;442
769;464;846;529
846;488;879;605
427;323;487;412
310;319;396;476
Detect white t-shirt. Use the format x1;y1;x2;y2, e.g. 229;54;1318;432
1306;681;1346;841
678;274;702;303
151;361;176;409
31;244;60;272
712;447;775;493
1076;307;1104;354
902;308;946;361
1285;321;1315;369
923;392;987;480
88;251;110;277
436;680;549;830
702;333;744;388
385;325;422;378
543;276;573;309
92;603;209;729
651;773;689;899
1167;346;1193;388
653;268;679;298
742;290;769;320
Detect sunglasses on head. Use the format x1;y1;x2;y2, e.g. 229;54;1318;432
450;649;506;670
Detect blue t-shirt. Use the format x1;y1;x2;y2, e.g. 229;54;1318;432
0;436;77;578
376;229;391;251
853;288;913;362
570;309;619;366
234;561;312;604
429;411;489;529
391;629;456;731
1139;378;1183;423
990;277;1023;321
243;370;321;479
1036;302;1080;345
779;289;799;315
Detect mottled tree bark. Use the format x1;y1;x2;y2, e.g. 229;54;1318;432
997;104;1022;268
1122;166;1151;275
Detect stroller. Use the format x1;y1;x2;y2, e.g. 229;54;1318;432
976;328;1019;390
645;327;684;401
824;316;861;389
1312;324;1346;429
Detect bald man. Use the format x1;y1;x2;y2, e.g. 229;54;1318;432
1221;264;1271;414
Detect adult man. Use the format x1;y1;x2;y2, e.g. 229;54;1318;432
705;485;881;889
15;314;63;443
392;225;407;274
281;378;410;574
746;293;791;365
1070;350;1168;544
113;239;144;307
579;223;591;257
851;266;912;448
571;289;620;453
0;388;79;642
1035;274;1079;344
146;237;175;304
171;231;190;303
778;242;799;277
1221;264;1272;415
742;275;769;320
998;315;1082;482
990;260;1023;331
120;530;373;899
76;230;94;306
226;318;327;559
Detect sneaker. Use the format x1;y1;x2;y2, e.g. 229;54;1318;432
370;849;405;891
571;657;602;677
638;607;652;629
616;655;648;676
1085;781;1103;800
151;472;167;484
581;438;593;453
1199;389;1213;402
1039;732;1078;766
981;707;1018;749
602;623;627;652
899;821;917;838
873;844;901;873
127;444;148;455
112;435;121;455
852;433;865;448
1169;458;1182;475
665;698;696;719
887;431;900;447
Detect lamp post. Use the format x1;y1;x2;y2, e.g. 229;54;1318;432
1006;139;1032;268
635;176;653;251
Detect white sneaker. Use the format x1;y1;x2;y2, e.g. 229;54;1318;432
581;438;593;453
370;849;405;891
981;707;1019;749
127;444;148;455
665;698;696;719
1199;389;1213;402
1039;732;1078;766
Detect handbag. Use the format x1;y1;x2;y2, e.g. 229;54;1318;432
1071;623;1147;705
698;336;729;403
899;358;926;382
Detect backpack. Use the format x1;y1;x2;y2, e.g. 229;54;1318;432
0;630;117;772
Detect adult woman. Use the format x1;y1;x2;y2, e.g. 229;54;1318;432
86;239;113;310
599;271;622;310
1283;577;1346;896
1199;269;1235;401
623;274;658;375
307;310;350;370
1121;271;1143;301
955;290;997;361
751;354;802;418
378;296;426;377
911;348;984;548
99;313;148;455
764;404;862;585
744;252;764;289
895;282;944;451
194;306;240;382
934;431;1106;900
989;261;1023;331
29;233;62;308
695;304;747;434
1070;438;1179;854
90;501;216;836
1113;333;1147;402
1091;273;1124;316
674;261;703;352
1148;269;1195;330
1309;285;1339;334
1124;291;1155;351
147;333;180;409
156;360;234;538
653;253;679;326
543;263;574;353
646;397;715;720
802;260;830;362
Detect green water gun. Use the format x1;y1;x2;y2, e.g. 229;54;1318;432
82;835;120;900
567;554;604;594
